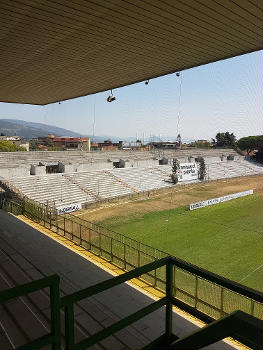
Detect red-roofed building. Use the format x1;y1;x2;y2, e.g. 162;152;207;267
53;137;90;151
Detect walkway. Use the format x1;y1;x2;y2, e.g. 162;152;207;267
0;210;242;349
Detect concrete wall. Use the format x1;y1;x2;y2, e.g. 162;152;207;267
77;162;113;171
30;165;46;176
0;167;29;178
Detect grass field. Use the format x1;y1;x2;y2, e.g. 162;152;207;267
96;193;263;291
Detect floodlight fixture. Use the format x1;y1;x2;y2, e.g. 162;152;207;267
176;72;180;77
107;89;116;102
145;79;149;85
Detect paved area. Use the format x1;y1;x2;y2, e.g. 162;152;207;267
0;210;243;349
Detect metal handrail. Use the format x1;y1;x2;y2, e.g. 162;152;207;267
60;257;263;350
169;257;263;302
60;257;169;306
60;257;172;349
0;258;262;350
0;275;61;350
169;310;262;350
2;197;263;349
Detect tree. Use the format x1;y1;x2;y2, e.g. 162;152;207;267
170;158;179;184
237;135;263;163
0;140;26;152
199;157;206;180
192;141;210;148
213;132;236;148
237;136;260;155
29;139;39;150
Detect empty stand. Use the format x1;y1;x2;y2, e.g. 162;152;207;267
4;160;263;209
0;235;152;349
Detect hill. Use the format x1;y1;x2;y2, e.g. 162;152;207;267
0;119;82;139
0;119;110;141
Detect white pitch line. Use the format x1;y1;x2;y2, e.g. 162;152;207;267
239;264;263;283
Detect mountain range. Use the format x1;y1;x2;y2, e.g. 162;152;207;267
0;119;192;143
0;119;111;141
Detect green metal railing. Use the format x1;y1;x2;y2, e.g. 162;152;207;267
60;257;171;350
169;309;261;350
0;275;61;350
0;257;262;350
1;196;263;326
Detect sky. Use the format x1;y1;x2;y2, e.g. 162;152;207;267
0;50;262;142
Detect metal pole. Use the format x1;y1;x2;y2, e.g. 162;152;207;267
195;276;198;308
64;304;75;350
110;238;113;261
251;300;255;316
79;224;82;245
165;259;173;340
220;288;224;317
50;276;61;350
124;244;127;270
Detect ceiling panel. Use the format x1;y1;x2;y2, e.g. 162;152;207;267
0;0;262;105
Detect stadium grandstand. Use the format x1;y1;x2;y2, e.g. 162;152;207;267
1;157;263;208
0;148;240;178
0;1;262;350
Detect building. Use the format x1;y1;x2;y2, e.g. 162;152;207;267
0;135;30;151
53;137;90;151
122;141;150;151
98;140;122;151
90;142;99;151
150;141;180;150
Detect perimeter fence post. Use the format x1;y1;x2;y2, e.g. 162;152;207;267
220;287;224;317
251;299;255;316
195;276;198;308
49;208;52;229
110;238;113;262
80;224;82;245
124;244;127;270
165;259;173;340
153;268;157;287
99;232;102;255
89;229;91;250
63;216;66;236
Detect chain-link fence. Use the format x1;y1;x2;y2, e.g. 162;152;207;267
1;196;262;323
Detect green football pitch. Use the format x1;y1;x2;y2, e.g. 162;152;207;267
97;194;263;291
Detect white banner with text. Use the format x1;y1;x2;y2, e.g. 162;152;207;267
57;203;82;215
189;190;253;211
178;162;198;182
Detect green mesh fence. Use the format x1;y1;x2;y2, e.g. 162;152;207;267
3;197;263;324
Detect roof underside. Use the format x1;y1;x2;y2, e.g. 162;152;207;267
1;0;262;105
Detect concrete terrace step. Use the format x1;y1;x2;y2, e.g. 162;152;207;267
0;212;240;350
5;160;262;209
0;234;153;350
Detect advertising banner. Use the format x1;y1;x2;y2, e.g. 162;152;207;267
57;203;82;215
189;190;253;210
178;163;198;182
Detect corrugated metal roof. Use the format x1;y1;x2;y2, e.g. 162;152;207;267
0;0;262;105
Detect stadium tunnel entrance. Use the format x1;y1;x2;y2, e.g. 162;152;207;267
46;164;59;174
